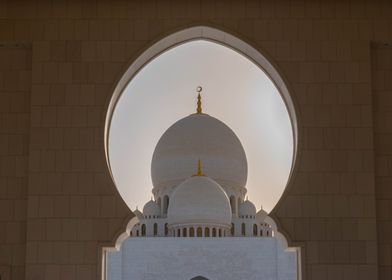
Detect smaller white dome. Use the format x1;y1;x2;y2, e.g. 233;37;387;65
143;200;161;216
168;176;231;227
239;199;256;216
256;208;268;221
133;208;143;219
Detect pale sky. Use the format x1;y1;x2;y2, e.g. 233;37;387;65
108;40;293;213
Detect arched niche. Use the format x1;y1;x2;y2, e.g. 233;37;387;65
104;25;300;213
102;25;302;280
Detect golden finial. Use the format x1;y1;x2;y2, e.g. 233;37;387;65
196;86;202;114
197;159;202;176
193;159;205;176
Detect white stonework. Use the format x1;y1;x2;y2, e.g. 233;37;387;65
107;98;297;279
151;113;248;194
168;176;232;228
107;237;297;280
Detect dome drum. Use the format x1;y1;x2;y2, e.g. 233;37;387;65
170;224;230;237
169;222;231;229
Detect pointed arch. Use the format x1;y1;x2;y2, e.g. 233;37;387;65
253;224;258;236
104;25;300;215
230;195;236;214
102;25;302;280
163;195;169;214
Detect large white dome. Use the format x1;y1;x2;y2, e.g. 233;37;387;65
167;176;232;227
151;113;248;192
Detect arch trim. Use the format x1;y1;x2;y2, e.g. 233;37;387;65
104;25;301;218
102;24;303;280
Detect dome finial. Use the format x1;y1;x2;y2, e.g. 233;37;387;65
196;86;202;114
197;159;202;176
193;159;205;176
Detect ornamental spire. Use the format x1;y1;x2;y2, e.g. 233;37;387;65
193;159;205;177
196;86;202;114
197;159;202;176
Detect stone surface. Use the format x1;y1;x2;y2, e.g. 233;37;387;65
372;44;392;280
0;1;391;279
107;237;297;280
151;113;248;193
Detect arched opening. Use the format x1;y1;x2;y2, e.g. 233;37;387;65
230;195;236;214
153;223;158;236
197;227;202;237
157;197;161;212
241;223;246;236
231;223;234;236
183;228;187;237
191;277;209;280
164;223;168;236
237;197;242;215
141;224;146;236
253;224;258;236
189;227;195;237
205;227;210;237
103;25;301;280
163;195;169;214
106;27;299;216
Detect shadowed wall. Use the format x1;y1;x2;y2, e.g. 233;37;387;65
0;1;391;279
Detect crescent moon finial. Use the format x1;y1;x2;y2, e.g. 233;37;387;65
196;86;202;114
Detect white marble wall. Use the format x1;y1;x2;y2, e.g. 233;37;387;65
107;237;297;280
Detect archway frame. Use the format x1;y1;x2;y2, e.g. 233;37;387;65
102;24;304;280
104;24;301;215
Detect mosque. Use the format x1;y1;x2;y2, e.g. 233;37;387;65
106;90;297;280
2;2;391;280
